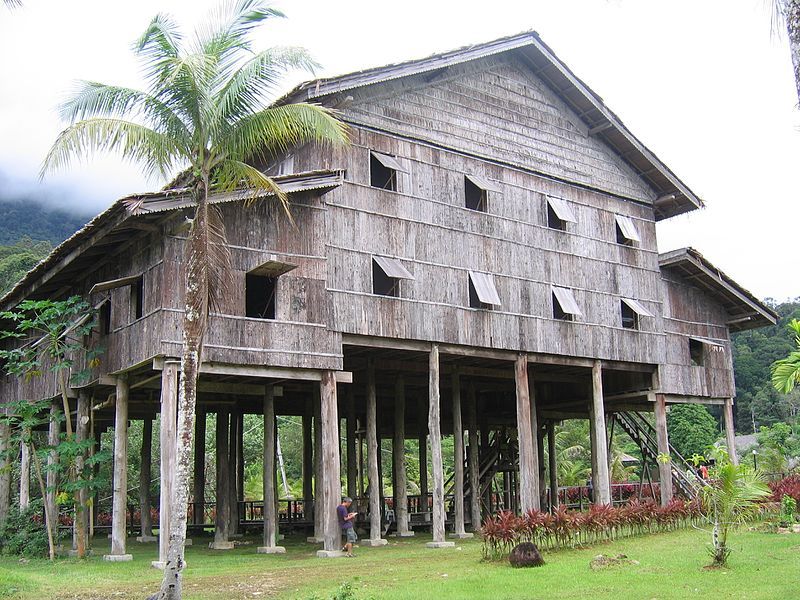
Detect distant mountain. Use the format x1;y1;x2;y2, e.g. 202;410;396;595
0;198;93;246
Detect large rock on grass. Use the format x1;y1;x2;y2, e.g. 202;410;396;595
509;542;545;568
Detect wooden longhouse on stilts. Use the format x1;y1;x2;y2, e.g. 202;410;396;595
0;32;777;560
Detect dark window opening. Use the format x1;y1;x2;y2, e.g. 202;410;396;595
130;278;144;320
547;204;566;230
690;339;705;366
553;293;573;321
621;301;638;330
370;153;397;191
246;274;277;319
465;177;487;212
616;222;633;246
99;301;111;335
372;260;400;297
468;277;490;309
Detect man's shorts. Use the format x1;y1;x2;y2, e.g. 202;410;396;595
344;528;357;543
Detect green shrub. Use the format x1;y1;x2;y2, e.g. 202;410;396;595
0;501;51;558
781;494;797;524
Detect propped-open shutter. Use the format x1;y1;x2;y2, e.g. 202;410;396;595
373;256;415;280
371;151;408;173
552;286;582;316
546;196;577;223
621;297;653;318
465;174;502;193
615;215;641;243
468;271;501;306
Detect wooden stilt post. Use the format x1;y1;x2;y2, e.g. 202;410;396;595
136;417;156;542
236;411;244;531
310;387;324;543
467;383;481;530
153;362;178;567
451;372;472;538
105;375;132;561
19;438;30;512
317;371;343;556
417;394;429;515
258;385;285;554
193;408;206;526
536;420;546;510
346;390;358;507
590;361;611;505
363;360;387;547
723;398;739;465
654;393;673;506
357;422;364;500
547;421;558;509
302;399;313;520
515;354;539;512
426;345;455;548
210;409;233;550
227;410;240;537
393;376;413;537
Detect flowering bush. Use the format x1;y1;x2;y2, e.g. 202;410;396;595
480;498;701;560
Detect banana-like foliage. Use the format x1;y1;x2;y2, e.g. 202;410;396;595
771;319;800;394
41;2;349;598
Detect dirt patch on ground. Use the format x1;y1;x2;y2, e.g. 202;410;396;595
589;554;640;570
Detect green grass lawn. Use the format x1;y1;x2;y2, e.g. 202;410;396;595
0;527;798;600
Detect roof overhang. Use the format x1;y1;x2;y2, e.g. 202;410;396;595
0;170;343;310
280;31;703;220
659;247;777;332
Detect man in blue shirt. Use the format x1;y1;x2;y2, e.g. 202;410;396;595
337;497;358;557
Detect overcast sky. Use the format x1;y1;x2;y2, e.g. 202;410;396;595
1;0;797;302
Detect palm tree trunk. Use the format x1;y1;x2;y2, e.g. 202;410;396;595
786;0;800;105
157;177;211;600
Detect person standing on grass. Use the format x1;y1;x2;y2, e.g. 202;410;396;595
338;497;358;557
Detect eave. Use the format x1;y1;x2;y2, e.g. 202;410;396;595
659;247;777;332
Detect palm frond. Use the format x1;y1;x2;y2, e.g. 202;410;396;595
217;47;319;124
195;0;284;60
771;319;800;394
134;13;183;82
224;103;349;164
40;118;182;180
59;81;191;149
213;159;290;219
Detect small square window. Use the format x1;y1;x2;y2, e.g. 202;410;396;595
552;286;581;322
689;338;705;366
468;271;501;309
373;261;399;296
465;177;487;212
621;300;638;330
246;274;277;319
372;256;414;297
370;152;407;191
615;215;641;246
546;196;577;231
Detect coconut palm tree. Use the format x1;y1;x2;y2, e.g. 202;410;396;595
41;2;348;597
772;319;800;394
774;1;800;104
700;448;769;567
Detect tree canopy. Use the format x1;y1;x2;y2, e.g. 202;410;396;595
667;404;719;458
